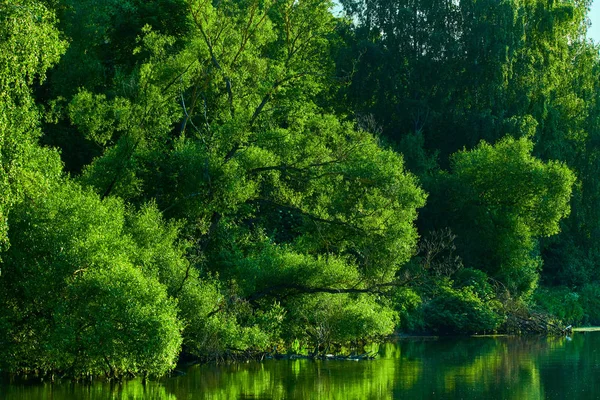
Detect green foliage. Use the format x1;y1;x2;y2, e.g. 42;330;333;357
424;136;575;296
396;130;439;177
338;0;599;321
0;1;66;96
47;0;190;96
422;279;504;335
53;264;182;377
0;0;66;248
338;0;590;158
532;286;584;326
579;284;600;326
2;0;597;379
64;0;425;353
391;287;424;332
451;137;574;239
534;283;600;326
285;293;398;351
0;181;183;377
455;268;497;302
223;241;362;297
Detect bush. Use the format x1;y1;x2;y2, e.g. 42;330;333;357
422;282;503;334
392;287;424;332
533;286;584;325
0;181;183;377
53;264;182;377
285;293;398;353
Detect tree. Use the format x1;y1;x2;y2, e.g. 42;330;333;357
337;0;590;160
64;0;427;350
0;181;185;377
537;39;600;287
0;1;186;377
423;136;575;296
0;0;66;248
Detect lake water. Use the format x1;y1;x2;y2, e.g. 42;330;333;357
2;332;600;399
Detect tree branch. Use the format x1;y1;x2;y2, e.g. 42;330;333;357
246;279;412;303
249;73;306;126
190;4;235;118
252;198;366;232
247;159;345;175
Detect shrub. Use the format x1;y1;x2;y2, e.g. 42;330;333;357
422;283;503;334
533;286;584;325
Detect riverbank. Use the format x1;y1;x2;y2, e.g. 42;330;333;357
572;327;600;332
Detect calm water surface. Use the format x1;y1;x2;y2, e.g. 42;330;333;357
2;332;600;399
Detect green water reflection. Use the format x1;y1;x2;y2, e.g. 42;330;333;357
3;333;600;399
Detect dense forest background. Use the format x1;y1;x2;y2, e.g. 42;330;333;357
1;0;598;378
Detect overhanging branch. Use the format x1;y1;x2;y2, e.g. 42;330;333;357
246;279;412;304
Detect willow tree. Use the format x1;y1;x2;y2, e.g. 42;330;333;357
63;0;426;352
0;0;239;377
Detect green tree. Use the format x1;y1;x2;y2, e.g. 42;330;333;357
34;0;191;173
424;136;575;296
63;0;426;350
339;0;600;323
0;181;184;377
538;40;600;287
338;0;590;160
0;0;66;248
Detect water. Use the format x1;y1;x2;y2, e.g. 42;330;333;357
2;332;600;399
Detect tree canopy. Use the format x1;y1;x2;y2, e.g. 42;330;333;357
0;0;595;377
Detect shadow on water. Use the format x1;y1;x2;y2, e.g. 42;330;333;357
2;333;600;399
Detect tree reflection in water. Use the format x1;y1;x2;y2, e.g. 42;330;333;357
3;333;600;399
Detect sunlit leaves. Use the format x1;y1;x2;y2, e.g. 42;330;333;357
443;136;575;295
0;0;66;248
0;182;189;377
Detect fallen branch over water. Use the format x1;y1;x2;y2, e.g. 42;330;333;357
504;311;565;335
